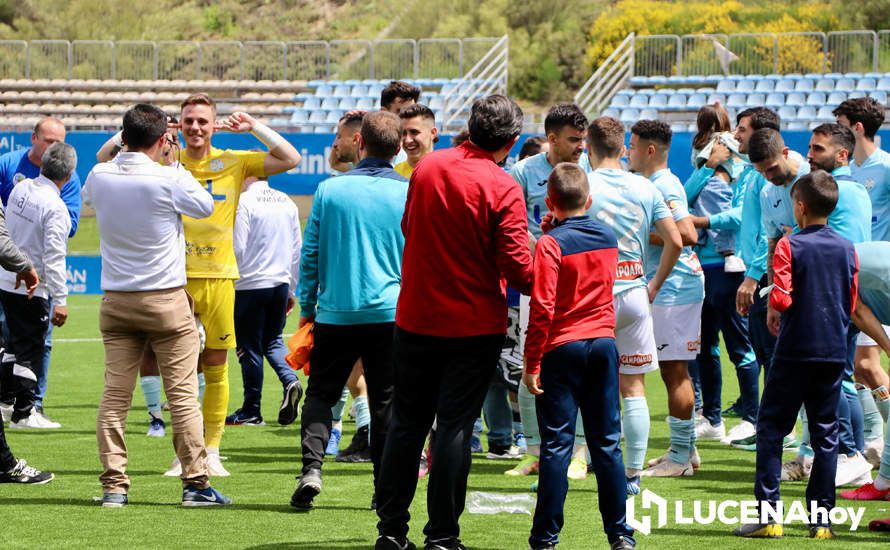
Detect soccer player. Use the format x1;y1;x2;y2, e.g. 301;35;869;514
735;170;858;540
0;117;81;428
86;103;230;507
0;143;73;429
835;97;890;465
226;176;303;426
584;116;682;495
165;93;301;477
523;163;635;550
394;104;438;178
519;135;548;160
0;201;45;483
329;112;364;174
627;121;705;477
508;103;591;479
293;111;407;511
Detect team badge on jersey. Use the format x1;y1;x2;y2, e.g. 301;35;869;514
864;177;875;191
13;173;26;184
210;159;225;172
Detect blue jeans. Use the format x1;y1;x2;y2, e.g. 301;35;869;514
696;268;760;426
482;370;513;448
35;298;53;408
233;284;298;416
531;337;634;547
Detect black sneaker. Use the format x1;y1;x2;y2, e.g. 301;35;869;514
336;425;371;462
225;409;265;426
0;459;54;484
424;540;467;550
609;536;636;550
376;535;417;550
530;544;556;550
290;469;322;510
370;490;377;510
278;380;303;426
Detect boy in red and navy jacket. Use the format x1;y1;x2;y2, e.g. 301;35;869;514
523;163;635;550
735;170;859;540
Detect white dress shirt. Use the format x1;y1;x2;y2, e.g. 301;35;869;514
233;181;301;293
83;152;213;292
0;175;71;304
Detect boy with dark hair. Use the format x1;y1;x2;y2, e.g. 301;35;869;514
524;162;635;550
735;170;858;540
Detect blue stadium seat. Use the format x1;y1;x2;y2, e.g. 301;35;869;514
775;79;795;93
871;90;888;104
655;88;674;95
787;121;809;131
602;107;621;119
676;88;696;95
316;84;333;96
803;72;822;80
785;92;806;107
648;94;668;108
289;110;308;123
726;93;747;109
350;85;368;97
755;80;775;92
429;96;445;110
362;79;378;85
815;79;835;92
302;96;321;109
696;87;716;93
816;106;835;121
665;94;687;110
845;72;864;79
332;85;351;97
344;79;362;86
313;125;333;133
746;93;766;107
765;92;785;108
629;76;649;86
835;78;855;92
794;79;814;92
778;105;797;122
355;98;374;110
616;89;634;96
856;78;877;92
823;73;843;79
308;111;326;123
338;97;356;110
619;108;640;124
670;123;688;133
806;92;826;106
826;92;846;106
307;80;326;88
687;93;707;109
864;72;885;79
640;108;659;120
630;95;650;107
797;106;817;121
847;90;866;99
765;74;783;80
321;97;339;110
878;77;890;92
706;93;726;105
610;95;630;107
716;80;735;93
637;89;656;95
736;80;755;93
325;111;342;123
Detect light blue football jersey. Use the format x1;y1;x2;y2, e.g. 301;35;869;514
587;168;671;296
510;151;592;238
647;169;705;306
855;241;890;326
760;159;810;238
829;166;872;244
851;148;890;242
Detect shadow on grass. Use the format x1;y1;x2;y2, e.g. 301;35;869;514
244;542;504;550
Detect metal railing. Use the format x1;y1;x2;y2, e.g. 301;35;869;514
441;35;509;132
633;30;890;76
574;33;634;118
0;38;502;81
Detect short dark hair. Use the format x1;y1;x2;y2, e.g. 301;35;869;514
467;95;523;152
398;103;435;122
791;169;838;218
547;162;590;211
380;81;421;110
361;111;402;159
811;123;855;158
180;92;217;114
832;97;885;139
544;103;588;136
736;107;781;131
339;111;365;131
747;128;785;164
122;103;168;151
519;135;547;160
631;119;672;149
587;116;625;159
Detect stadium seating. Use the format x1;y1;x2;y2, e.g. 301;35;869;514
609;72;890;129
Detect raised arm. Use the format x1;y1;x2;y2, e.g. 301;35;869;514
219;112;301;176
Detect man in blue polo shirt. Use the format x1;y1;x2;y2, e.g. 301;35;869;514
0;117;81;428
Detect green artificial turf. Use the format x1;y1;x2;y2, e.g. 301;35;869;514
1;295;888;549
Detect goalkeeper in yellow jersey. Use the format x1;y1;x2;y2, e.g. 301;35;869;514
165;93;301;477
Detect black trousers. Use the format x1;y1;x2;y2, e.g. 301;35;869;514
0;416;14;471
376;327;504;545
0;291;50;422
299;321;395;485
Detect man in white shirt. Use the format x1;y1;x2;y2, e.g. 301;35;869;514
0;143;73;430
84;103;230;508
226;177;303;426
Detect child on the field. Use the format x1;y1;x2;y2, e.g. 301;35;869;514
522;163;635;550
734;170;858;540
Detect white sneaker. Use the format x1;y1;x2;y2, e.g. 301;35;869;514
163;456;182;477
0;402;12;423
9;409;61;429
836;452;873;487
781;454;813;481
207;452;230;477
34;409;61;428
647;447;701;469
864;437;884;470
723;420;756;445
640;457;694;477
695;420;725;441
724;254;746;273
850;470;873;488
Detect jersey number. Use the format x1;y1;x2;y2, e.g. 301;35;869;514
205;179;227;201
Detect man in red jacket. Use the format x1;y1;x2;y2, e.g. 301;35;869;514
375;95;533;550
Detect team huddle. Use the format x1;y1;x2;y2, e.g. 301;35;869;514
0;78;889;550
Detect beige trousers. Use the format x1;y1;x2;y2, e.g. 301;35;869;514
97;287;209;493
